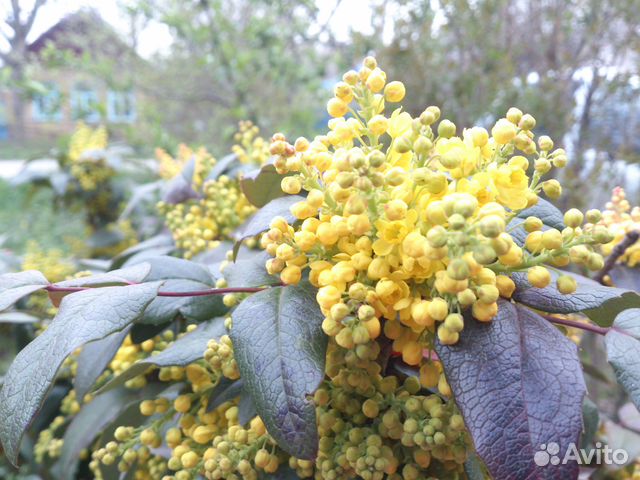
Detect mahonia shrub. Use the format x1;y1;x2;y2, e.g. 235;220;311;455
157;122;270;258
1;58;640;480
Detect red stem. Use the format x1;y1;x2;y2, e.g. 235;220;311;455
542;314;609;336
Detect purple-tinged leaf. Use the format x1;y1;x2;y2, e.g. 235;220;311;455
512;270;640;326
231;282;326;460
0;282;162;465
435;300;585;480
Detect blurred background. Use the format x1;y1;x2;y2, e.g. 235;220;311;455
0;1;639;478
1;0;639;207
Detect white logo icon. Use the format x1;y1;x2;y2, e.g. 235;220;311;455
534;442;629;467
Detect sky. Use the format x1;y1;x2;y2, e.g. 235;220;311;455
0;0;380;58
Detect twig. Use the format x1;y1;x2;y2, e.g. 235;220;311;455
593;230;640;285
542;314;609;336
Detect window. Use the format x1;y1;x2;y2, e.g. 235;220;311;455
71;84;100;122
107;90;136;123
32;82;63;122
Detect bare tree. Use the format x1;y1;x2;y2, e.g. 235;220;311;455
0;0;48;139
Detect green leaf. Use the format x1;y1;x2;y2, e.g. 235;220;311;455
258;465;300;480
0;311;40;323
140;279;227;325
74;327;132;403
241;164;290;207
223;251;280;288
463;454;487;480
87;229;125;250
234;195;303;242
97;317;226;394
512;271;640;326
581;397;599;447
231;282;326;460
56;263;151;288
145;256;214;285
0;282;162;465
111;234;175;269
0;270;49;312
238;392;257;426
207;378;244;412
130;321;172;344
435;300;585;480
207;153;239;180
605;308;640;410
162;158;199;204
56;383;168;479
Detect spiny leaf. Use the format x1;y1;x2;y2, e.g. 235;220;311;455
0;282;161;465
96;317;226;394
435;300;585;480
0;270;49;312
231;282;326;460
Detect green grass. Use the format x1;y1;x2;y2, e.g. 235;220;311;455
0;139;56;159
0;179;85;255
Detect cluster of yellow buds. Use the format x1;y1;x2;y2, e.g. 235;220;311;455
599;187;640;267
157;124;271;259
232;120;271;165
22;241;75;284
67;123;113;191
82;322;286;480
158;174;255;259
262;57;612;353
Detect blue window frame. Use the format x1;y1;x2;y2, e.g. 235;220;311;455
71;84;100;122
32;82;63;122
107;90;136;123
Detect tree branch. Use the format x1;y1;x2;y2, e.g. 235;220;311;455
593;230;640;285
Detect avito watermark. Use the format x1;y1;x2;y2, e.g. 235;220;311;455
535;442;629;467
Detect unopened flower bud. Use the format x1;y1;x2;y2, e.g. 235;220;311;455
437;119;456;138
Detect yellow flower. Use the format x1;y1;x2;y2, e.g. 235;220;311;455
373;209;418;255
435;136;480;178
490;164;529;210
388;109;412;138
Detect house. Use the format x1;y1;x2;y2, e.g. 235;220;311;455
0;10;140;143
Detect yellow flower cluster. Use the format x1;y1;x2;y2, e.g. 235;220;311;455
84;325;286;480
158;175;255;259
262;57;611;357
22;241;75;284
600;187;640;267
67;123;113;191
232;121;271;165
156;144;216;185
158;125;270;259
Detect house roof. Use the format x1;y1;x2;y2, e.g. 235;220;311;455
27;9;133;58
